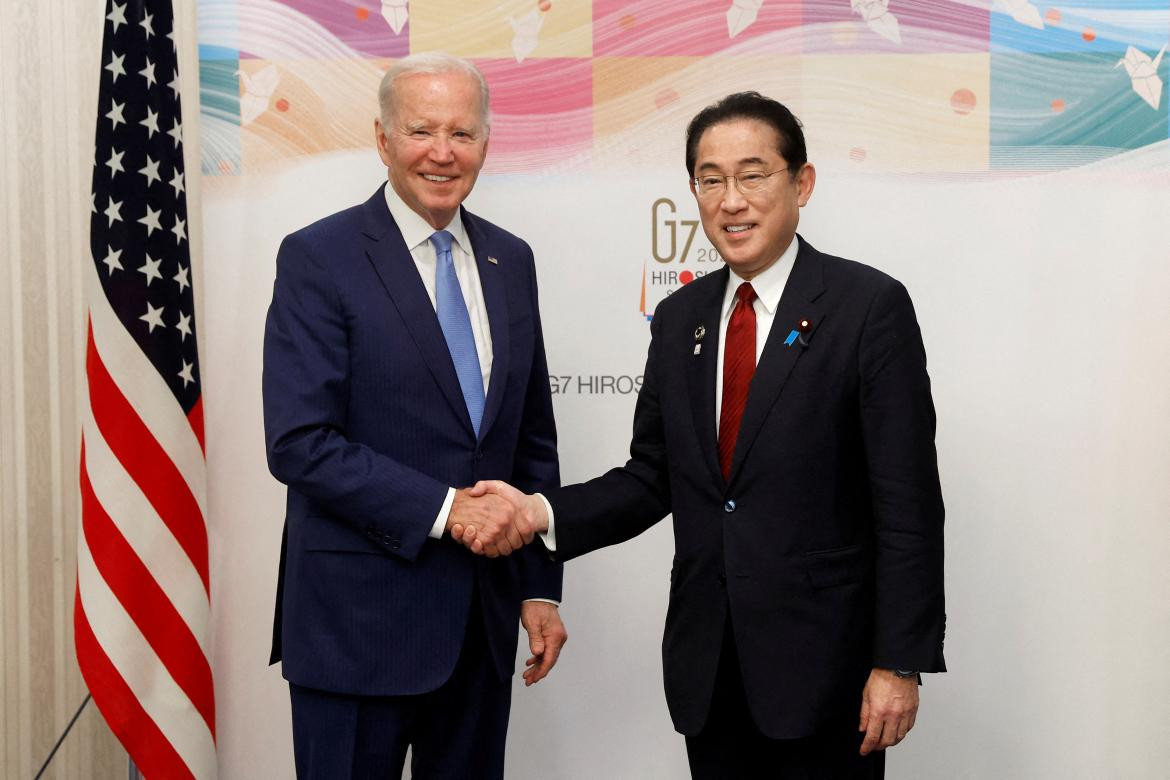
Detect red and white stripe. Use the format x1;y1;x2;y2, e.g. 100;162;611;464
75;260;216;779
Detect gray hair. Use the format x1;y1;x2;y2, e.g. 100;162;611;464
378;53;491;130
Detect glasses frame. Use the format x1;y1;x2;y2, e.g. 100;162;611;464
691;168;790;198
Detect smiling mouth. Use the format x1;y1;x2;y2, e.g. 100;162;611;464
724;224;755;234
422;174;454;183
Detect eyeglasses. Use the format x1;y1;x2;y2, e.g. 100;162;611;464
691;169;788;198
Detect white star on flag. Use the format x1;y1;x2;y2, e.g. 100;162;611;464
141;108;160;138
140;156;161;185
168;71;180;99
171;216;186;243
176;311;192;341
178;359;195;387
107;2;127;32
173;263;190;292
105;52;126;82
139;204;162;235
102;245;123;274
106;148;125;176
140;301;165;332
106;100;126;129
167;118;182;148
170;169;185;196
104;198;122;226
141;11;154;39
139;254;163;285
140;59;157;88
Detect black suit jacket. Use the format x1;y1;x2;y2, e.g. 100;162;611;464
546;236;945;739
263;185;561;695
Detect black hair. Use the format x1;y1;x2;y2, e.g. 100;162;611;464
684;91;806;176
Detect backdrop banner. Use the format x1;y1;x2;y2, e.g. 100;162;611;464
196;3;1170;777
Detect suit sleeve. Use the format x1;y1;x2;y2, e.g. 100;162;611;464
510;243;564;601
543;309;673;563
262;233;447;562
858;279;946;673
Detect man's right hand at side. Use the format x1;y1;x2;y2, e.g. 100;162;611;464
445;487;534;557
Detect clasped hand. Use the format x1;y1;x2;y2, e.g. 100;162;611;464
446;481;547;557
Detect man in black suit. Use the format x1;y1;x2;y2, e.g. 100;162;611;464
456;92;945;778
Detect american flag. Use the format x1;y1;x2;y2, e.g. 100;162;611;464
76;0;215;777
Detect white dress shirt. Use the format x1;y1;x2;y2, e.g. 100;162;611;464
539;236;802;551
381;186;493;539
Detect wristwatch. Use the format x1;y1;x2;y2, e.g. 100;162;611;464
892;669;918;679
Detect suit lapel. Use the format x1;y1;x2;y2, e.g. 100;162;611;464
464;211;509;443
687;266;729;488
359;187;476;436
728;237;826;484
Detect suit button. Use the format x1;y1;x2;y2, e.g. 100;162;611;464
390;540;401;550
723;500;736;513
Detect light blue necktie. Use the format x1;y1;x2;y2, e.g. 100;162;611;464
430;230;485;437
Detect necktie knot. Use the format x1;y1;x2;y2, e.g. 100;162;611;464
429;230;454;256
735;282;757;307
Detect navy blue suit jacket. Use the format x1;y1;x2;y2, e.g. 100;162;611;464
263;185;561;696
547;237;945;739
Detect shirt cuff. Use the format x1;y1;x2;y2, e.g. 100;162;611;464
522;598;560;606
536;493;556;552
429;487;456;539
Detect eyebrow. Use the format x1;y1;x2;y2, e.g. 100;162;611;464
696;156;770;172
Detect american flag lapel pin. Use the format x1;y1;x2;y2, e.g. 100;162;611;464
487;256;499;265
694;325;706;355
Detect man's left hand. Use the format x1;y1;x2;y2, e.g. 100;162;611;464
519;601;567;686
858;668;919;755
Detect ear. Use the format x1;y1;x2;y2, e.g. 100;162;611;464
688;176;697;198
795;162;816;207
374;118;392;167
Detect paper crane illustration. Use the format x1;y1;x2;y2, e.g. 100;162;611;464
1115;44;1166;110
510;9;544;62
382;0;408;35
726;0;764;39
996;0;1044;30
238;65;280;126
851;0;901;45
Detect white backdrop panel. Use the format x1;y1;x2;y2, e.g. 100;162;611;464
202;149;1170;778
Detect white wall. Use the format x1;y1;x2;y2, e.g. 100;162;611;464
203;147;1170;778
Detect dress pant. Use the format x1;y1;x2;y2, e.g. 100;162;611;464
289;597;511;780
686;618;884;780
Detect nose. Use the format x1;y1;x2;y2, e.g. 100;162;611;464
428;134;455;163
720;181;747;212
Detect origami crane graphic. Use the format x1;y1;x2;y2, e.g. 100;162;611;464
1115;44;1166;110
996;0;1044;30
726;0;764;39
510;9;544;62
851;0;901;45
238;65;280;126
382;0;408;35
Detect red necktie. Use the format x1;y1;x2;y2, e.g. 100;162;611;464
718;282;757;480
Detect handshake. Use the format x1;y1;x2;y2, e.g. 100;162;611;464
444;480;549;557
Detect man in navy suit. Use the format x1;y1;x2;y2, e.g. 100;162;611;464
262;53;566;779
461;92;945;778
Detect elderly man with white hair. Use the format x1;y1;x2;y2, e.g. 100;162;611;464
262;52;566;779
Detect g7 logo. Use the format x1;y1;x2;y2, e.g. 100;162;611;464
651;198;699;264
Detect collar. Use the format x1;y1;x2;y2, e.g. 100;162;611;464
720;235;801;320
383;182;471;256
